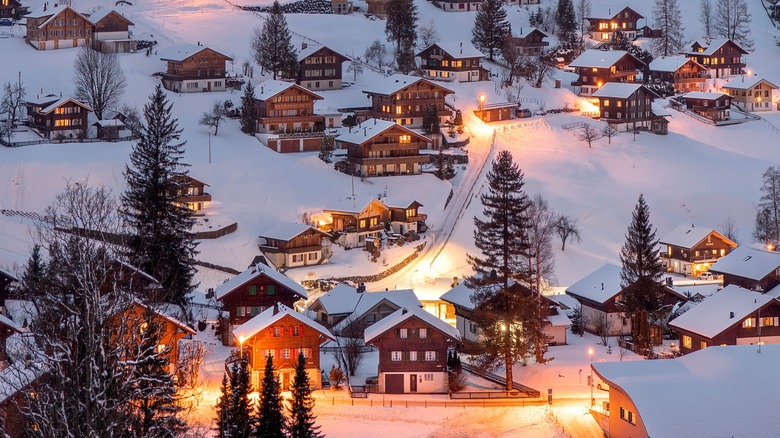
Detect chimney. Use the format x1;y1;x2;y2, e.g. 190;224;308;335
729;311;735;319
357;282;366;293
302;41;307;50
273;302;280;315
452;276;459;287
364;127;367;136
373;118;377;125
260;86;264;94
402;308;408;315
349;126;352;133
601;283;604;290
460;42;462;55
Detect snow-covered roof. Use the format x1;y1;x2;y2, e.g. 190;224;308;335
233;302;333;342
683;91;729;100
420;41;484;59
382;198;421;209
668;284;771;338
593;345;780;438
39;97;93;115
27;4;93;28
332;289;422;332
568;50;641;68
0;362;45;405
659;223;734;249
312;283;361;315
89;8;134;25
259;222;328;242
565;263;624;304
722;76;779;91
514;27;548;39
158;44;232;62
649;56;702;73
363;74;453;97
215;263;307;301
0;314;22;333
708;245;780;282
93;119;126;128
546;310;572;327
439;282;474;310
409;277;460;302
364;305;460;344
0;266;18;281
296;45;346;62
335;118;427;145
255;79;322;102
26;94;60;106
587;5;643;20
592;83;643;99
687;38;748;56
545;293;580;311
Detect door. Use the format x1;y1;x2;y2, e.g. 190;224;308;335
385;374;404;394
409;374;417;393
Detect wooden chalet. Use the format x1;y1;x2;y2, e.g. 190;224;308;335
364;306;460;394
685;38;748;79
476;101;523;122
709;245;780;291
384;198;426;235
25;4;93;50
437;0;481;12
722;76;778;112
330;0;353;14
510;27;549;56
586;6;644;41
0;362;43;438
105;260;164;298
215;262;308;344
364;0;387;17
0;0;27;20
158;45;232;93
258;222;332;269
336;118;430;177
92;117;128;139
568;50;644;96
416;41;488;82
170;175;211;215
360;74;454;128
233;303;334;390
296;44;348;91
0;314;21;366
648;56;707;94
592;83;658;131
680;91;731;123
659;224;737;277
25;95;92;139
90;9;135;53
0;268;17;303
254;80;325;153
670;285;780;355
566;264;684;340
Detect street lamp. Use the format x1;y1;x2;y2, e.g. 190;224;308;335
588;348;594;408
479;94;486;121
239;335;246;359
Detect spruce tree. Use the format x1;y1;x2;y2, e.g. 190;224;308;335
251;1;298;79
422;103;441;135
395;38;417;74
122;85;197;305
555;0;577;47
256;355;286;438
214;372;231;438
434;150;446;180
466;150;533;390
444;156;456;180
318;134;335;163
472;0;511;61
755;166;780;246
287;353;322;438
240;81;257;135
651;0;685;57
385;0;418;53
16;243;46;298
618;194;665;356
228;356;253;438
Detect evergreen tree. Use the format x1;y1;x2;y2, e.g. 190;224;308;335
122;85;197;305
472;0;511;61
318;134;335;163
395;38;417;74
444;156;456;180
214;372;231;438
240;81;257;135
251;1;298;79
434;150;446;180
618;194;665;356
229;356;253;438
287;353;322;438
555;0;577;47
256;355;286;438
755;166;780;245
651;0;685;57
453;109;464;128
422;103;441;135
466;150;533;389
385;0;418;53
16;243;46;298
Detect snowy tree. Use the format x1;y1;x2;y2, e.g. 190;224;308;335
15;243;46;298
555;0;577;47
73;46;127;120
422;103;440;135
618;194;665;356
602;125;618;144
120;104;143;137
318;134;335;163
754;166;780;246
524;194;556;363
286;353;322;438
385;0;418;53
472;0;511;61
575;0;591;42
364;40;389;70
214;373;231;437
122;85;197;306
199;101;228;136
467;151;534;389
395;38;417;74
346;61;363;82
714;0;753;51
227;356;254;438
251;1;298;79
240;81;257;135
554;215;581;251
418;19;440;48
700;0;714;38
0;81;26;141
434;150;455;180
651;0;685;57
256;355;286;438
500;36;530;86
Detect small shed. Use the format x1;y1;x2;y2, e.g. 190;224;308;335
93;118;127;139
651;116;669;135
475;102;519;122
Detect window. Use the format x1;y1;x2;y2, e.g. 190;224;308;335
214;81;222;87
619;407;636;425
298;348;309;358
391;351;402;361
292;254;304;263
604;99;610;107
157;344;166;354
266;349;275;358
425;351;436;361
283;349;291;359
308;253;318;261
743;318;755;328
761;317;775;327
399;328;408;338
274;327;281;337
700;341;707;349
250;306;260;316
409;351;418;361
399;134;411;143
249;285;257;296
682;335;692;349
424;373;434;381
267;285;275;295
236;306;245;317
419;328;428;338
469;322;477;334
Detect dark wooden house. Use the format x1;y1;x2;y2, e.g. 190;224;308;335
254;80;325;153
25;4;93;50
336;118;430;177
586;6;644;41
90;9;135;53
416;42;488;82
0;268;17;303
569;49;644;96
648;56;707;94
158;45;232;93
25;95;92;139
511;27;549;56
659;224;737;277
360;74;454;128
685;38;748;79
216;263;308;344
170;175;211;215
592;83;658;131
364;0;387;17
364;306;460;394
258;223;332;269
437;0;482;12
0;0;27;20
296;44;347;91
384;198;426;235
709;245;780;291
681;92;731;123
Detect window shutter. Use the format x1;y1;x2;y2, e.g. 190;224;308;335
269;327;274;336
759;318;764;327
775;317;778;326
396;328;400;337
300;325;305;335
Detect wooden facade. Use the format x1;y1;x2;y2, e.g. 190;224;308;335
320;197;426;248
159;46;232;93
0;0;26;20
511;28;549;56
569;50;644;96
25;96;92;139
682;92;731;122
0;316;20;365
258;224;332;269
0;268;16;302
437;0;481;12
170;175;211;215
593;84;657;130
338;120;431;177
330;0;353;14
255;81;324;136
685;39;748;79
476;102;519;122
586;6;644;41
297;45;347;91
722;77;778;112
649;57;706;94
660;226;737;277
91;10;135;53
364;0;387;17
416;42;487;82
361;75;454;128
25;5;93;50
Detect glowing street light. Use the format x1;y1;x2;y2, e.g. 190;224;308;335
588;348;594;408
479;94;486;121
239;335;246;359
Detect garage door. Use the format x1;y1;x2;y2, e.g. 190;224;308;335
384;374;404;394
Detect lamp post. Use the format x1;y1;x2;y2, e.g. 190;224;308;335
588;348;594;408
479;94;486;121
239;335;246;360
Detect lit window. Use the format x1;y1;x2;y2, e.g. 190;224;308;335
399;134;411;143
682;335;692;349
409;351;417;361
139;322;148;334
425;351;436;361
762;317;775;327
399;328;408;338
157;344;166;354
274;326;281;337
700;341;707;349
391;351;402;361
743;318;755;328
266;349;275;358
419;328;428;339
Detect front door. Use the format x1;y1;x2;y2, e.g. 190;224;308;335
409;374;417;393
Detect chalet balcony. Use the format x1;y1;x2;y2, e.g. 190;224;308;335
402;213;427;223
364;142;423;153
259;244;323;254
175;193;212;203
611;70;637;79
348;155;429;167
161;72;226;81
674;77;706;84
661;253;722;263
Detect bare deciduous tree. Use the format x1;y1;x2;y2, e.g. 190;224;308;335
700;0;713;37
73;47;127;120
554;214;582;251
714;0;753;51
602;125;618;144
418;19;440;48
346;61;364;82
579;123;601;148
0;81;26;141
576;0;591;42
199;100;228;136
364;40;389;70
720;215;739;244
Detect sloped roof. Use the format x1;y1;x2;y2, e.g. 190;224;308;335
709;245;780;282
382;198;422;210
89;8;134;26
296;45;347;62
0;362;45;405
233;302;333;342
363;74;454;97
335;118;430;146
312;283;361;315
364;305;460;344
565;263;624;304
569;50;642;68
515;27;548;40
722;76;779;91
39;97;93;115
687;38;748;56
419;41;484;59
0;266;18;282
587;5;643;20
255;79;323;102
158;45;233;62
259;222;329;242
215;263;307;301
439;282;474;310
322;196;389;216
27;4;93;28
592;83;644;99
593;345;780;438
683;91;729;100
0;314;22;333
669;284;772;338
547;311;572;327
332;289;422;333
649;56;704;73
659;224;736;250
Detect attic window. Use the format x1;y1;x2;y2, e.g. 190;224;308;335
744;255;752;261
685;229;691;234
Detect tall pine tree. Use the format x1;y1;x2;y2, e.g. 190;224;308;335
755;166;780;246
122;84;197;305
651;0;685;57
214;372;231;438
229;355;253;438
251;1;298;79
618;194;665;356
466;150;534;390
472;0;511;61
385;0;418;53
256;355;286;438
15;243;46;299
240;81;257;135
555;0;577;47
286;353;322;438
